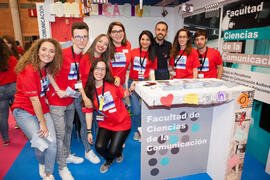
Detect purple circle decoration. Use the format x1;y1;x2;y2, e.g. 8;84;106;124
171;147;180;154
182;135;189;142
158;135;167;144
180;124;188;133
150;168;159;176
147;146;156;155
148;158;158;166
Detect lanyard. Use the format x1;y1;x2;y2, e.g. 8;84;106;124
198;47;208;72
71;46;81;80
174;49;185;68
139;49;148;71
95;80;105;112
38;68;48;97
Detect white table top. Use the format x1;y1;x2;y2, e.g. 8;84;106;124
134;78;253;107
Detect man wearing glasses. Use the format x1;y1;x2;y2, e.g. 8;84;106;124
194;30;223;79
48;22;100;180
154;21;172;80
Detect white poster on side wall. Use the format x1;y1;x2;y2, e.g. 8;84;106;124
36;3;51;38
223;67;270;104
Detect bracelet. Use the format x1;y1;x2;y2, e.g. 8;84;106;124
39;119;45;122
87;129;92;134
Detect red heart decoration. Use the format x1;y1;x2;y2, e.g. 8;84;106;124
160;94;174;107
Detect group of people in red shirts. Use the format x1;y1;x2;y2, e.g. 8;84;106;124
0;20;223;180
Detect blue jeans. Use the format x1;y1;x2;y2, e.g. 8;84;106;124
128;80;141;130
49;103;74;169
74;96;91;153
0;82;16;141
13;108;56;174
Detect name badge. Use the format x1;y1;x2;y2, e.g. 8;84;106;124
75;80;83;89
96;115;104;121
99;96;104;111
138;72;145;80
198;73;204;78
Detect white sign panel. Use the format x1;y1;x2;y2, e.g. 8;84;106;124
223;42;242;53
222;53;270;67
223;67;270;104
36;3;51;38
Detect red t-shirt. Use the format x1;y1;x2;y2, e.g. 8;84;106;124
110;41;131;85
47;47;82;106
197;47;223;78
12;64;49;115
79;54;102;88
129;48;157;80
169;48;200;79
17;46;24;56
0;56;17;85
82;82;131;131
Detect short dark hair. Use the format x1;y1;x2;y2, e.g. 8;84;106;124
71;22;89;37
155;21;168;30
194;30;207;39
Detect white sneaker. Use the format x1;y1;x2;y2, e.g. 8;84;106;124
133;131;141;142
43;174;55;180
66;154;84;164
39;163;46;178
59;167;74;180
85;150;100;164
133;132;139;141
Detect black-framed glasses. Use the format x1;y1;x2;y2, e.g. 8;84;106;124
111;30;123;35
74;35;88;41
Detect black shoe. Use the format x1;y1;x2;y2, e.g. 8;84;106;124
100;160;113;173
116;153;123;163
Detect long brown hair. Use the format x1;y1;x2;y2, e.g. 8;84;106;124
107;21;128;47
15;38;63;76
85;34;114;64
84;58;114;106
139;30;156;62
170;29;192;58
0;38;11;72
2;35;19;60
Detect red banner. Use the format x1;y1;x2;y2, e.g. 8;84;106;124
51;17;83;42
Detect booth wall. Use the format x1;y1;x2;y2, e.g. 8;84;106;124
0;0;39;44
83;6;181;48
248;101;270;164
0;0;15;37
18;0;39;39
187;0;270;165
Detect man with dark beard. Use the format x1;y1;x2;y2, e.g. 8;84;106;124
154;21;172;80
194;30;223;79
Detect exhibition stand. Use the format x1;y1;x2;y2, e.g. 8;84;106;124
135;79;254;180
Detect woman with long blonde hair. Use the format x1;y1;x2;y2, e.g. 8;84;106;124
12;38;62;180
